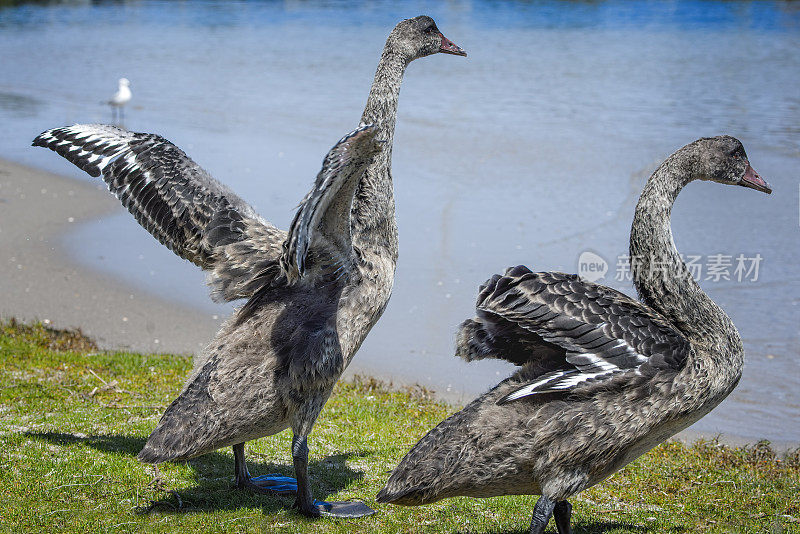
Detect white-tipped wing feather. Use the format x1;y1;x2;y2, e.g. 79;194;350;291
33;124;286;301
457;266;691;403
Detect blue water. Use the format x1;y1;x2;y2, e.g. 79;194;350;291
1;0;798;444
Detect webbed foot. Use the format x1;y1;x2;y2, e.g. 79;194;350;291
294;498;375;518
233;442;297;496
236;473;297;496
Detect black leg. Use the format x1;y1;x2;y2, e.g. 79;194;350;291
291;434;375;518
233;442;297;496
554;500;572;534
529;495;556;534
292;436;317;515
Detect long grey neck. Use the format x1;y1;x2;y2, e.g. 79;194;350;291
350;45;408;260
629;154;735;348
360;45;407;156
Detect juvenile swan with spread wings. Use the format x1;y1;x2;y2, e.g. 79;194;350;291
33;16;466;518
377;136;772;533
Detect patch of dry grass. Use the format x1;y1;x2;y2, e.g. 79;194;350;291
1;318;97;352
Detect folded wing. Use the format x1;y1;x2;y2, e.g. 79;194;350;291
456;265;691;403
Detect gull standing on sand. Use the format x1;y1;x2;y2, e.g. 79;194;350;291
109;78;131;124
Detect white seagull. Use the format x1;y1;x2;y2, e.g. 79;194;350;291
109;78;131;124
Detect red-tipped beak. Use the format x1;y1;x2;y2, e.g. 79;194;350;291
439;34;466;56
741;164;772;194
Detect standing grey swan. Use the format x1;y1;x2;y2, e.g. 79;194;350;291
377;136;771;533
32;15;465;518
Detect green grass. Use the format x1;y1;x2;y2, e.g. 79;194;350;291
1;319;798;533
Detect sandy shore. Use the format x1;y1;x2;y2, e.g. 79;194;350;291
0;157;223;355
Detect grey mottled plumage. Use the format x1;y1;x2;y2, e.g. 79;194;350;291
462;268;691;402
33;15;465;519
377;136;771;533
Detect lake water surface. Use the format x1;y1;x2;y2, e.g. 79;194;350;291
1;0;798;445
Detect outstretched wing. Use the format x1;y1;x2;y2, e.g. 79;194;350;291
32;124;286;301
280;124;382;283
457;265;691;403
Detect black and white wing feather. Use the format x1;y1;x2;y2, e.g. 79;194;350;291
457;266;691;403
280;124;381;283
33;124;286;301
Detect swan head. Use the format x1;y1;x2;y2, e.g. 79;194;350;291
118;78;130;87
691;135;771;194
389;16;466;62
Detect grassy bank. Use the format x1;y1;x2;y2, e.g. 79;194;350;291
1;319;798;533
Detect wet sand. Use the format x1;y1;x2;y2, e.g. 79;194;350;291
0;156;222;355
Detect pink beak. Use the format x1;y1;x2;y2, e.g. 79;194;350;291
439;34;467;56
741;164;772;194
